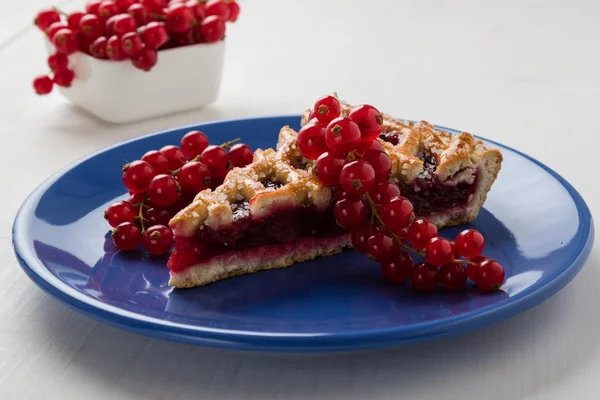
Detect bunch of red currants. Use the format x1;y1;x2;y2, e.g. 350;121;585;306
105;130;253;255
298;95;505;292
32;0;240;95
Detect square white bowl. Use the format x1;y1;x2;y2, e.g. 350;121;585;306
46;41;225;124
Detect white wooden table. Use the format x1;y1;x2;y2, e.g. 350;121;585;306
2;1;599;399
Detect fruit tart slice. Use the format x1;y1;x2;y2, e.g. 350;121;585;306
168;147;351;288
296;101;503;228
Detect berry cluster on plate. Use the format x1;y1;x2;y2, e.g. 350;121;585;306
296;95;505;292
105;131;253;256
32;0;240;95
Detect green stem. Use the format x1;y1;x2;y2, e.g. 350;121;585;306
220;137;241;150
134;194;149;233
53;7;68;16
365;193;426;258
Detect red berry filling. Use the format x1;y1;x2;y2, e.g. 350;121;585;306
168;201;346;273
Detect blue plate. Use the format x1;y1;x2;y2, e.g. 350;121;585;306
12;116;594;352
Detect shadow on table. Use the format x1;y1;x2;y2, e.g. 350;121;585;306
26;249;600;399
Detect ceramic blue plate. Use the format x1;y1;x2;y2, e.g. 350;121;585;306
12;116;594;352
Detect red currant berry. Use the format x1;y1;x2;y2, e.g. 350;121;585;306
128;3;149;25
47;53;69;71
86;1;103;16
144;207;172;226
67;12;85;30
368;182;400;206
104;201;136;227
348;105;383;142
140;0;166;13
46;22;68;39
186;1;207;22
142;21;169;49
89;36;108;58
325;117;361;154
426;237;455;266
333;186;358;202
313;95;341;126
131;46;158;71
142;225;174;255
200;145;228;171
356;139;383;155
407;219;438;250
79;14;104;39
113;14;138;35
141;150;169;174
35;9;61;31
99;0;119;19
53;68;75;87
297;120;328;160
105;16;122;37
367;232;399;263
467;256;489;281
205;0;230;20
379;196;414;234
127;192;146;207
334;198;367;228
351;223;381;254
180;130;209;159
148;174;180;206
120;32;142;55
33;75;53;95
178;161;212;194
107;35;128;60
200;15;225;42
166;3;195;33
411;262;439;292
122;160;155;193
360;150;391;182
227;1;240;22
112;222;142;251
396;227;409;240
439;263;468;290
315;152;345;187
474;259;505;291
210;166;230;188
116;0;136;12
455;229;485;259
381;250;414;283
340;160;376;195
52;29;79;55
160;145;186;170
228;144;253;168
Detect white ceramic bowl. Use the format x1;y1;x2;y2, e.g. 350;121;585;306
46;42;225;124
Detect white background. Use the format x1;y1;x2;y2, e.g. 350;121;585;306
1;0;599;399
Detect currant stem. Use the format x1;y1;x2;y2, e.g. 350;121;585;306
52;7;68;17
365;193;426;258
150;13;166;20
135;194;149;233
220;137;241;149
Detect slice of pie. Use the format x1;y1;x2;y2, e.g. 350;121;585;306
167;104;502;288
168;147;351;288
296;101;503;228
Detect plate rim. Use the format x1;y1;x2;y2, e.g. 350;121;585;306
12;115;595;352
